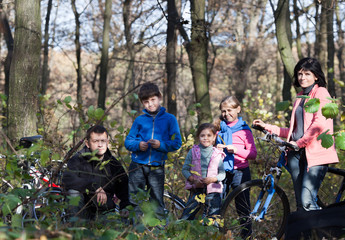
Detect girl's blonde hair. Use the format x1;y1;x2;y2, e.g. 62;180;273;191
218;96;241;110
214;96;241;130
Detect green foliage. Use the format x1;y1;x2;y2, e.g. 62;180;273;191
335;132;345;150
275;101;290;112
322;103;339;119
304;98;320;113
317;130;334;149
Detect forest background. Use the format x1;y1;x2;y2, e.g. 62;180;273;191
0;0;345;239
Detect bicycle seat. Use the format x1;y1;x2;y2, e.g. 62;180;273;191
18;135;43;148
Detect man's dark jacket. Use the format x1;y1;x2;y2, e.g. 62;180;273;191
62;146;130;209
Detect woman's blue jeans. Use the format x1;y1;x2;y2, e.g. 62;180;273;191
287;149;328;211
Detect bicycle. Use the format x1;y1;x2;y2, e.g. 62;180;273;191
317;166;345;208
220;125;299;239
13;135;67;227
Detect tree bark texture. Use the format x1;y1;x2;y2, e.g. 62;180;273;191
41;0;52;95
336;0;345;105
326;0;335;97
318;0;328;72
71;0;84;121
190;0;212;124
273;0;295;101
166;0;178;116
121;0;135;126
0;5;13;101
8;0;41;141
98;0;112;110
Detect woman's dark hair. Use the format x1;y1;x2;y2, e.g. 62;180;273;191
293;57;326;87
86;125;109;140
196;123;217;139
138;82;162;101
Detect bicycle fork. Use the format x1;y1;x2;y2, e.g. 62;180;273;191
251;174;276;221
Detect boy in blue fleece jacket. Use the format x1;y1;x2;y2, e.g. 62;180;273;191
125;82;182;220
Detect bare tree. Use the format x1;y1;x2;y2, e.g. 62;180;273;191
166;0;178;115
189;0;212;124
318;0;328;71
71;0;85;121
335;0;345;105
8;0;41;142
0;0;13;101
41;0;53;95
326;0;335;97
271;0;295;102
97;0;112;110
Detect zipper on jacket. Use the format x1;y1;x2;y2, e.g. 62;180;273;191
148;117;155;165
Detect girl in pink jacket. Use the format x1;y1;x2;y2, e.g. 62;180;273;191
181;123;225;220
253;57;339;211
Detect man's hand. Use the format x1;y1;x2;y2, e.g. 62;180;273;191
139;141;149;151
147;139;160;149
96;187;107;205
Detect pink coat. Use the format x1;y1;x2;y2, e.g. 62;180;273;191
185;145;225;194
265;85;338;168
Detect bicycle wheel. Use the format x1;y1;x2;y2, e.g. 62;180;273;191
317;168;345;208
163;191;185;219
22;187;66;227
220;179;290;240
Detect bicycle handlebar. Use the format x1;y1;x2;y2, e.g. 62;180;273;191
252;124;300;151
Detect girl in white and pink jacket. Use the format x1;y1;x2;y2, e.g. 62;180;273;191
181;123;225;220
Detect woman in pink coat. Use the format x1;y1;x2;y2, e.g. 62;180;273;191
253;57;339;211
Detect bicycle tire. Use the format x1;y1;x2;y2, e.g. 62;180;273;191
317;167;345;208
163;191;185;219
22;187;66;227
220;179;290;240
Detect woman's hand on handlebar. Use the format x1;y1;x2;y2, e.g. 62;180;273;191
252;119;266;129
288;141;300;151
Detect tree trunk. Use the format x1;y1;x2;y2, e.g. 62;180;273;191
8;0;41;142
0;3;13;105
189;0;211;124
97;0;112;110
41;0;52;95
293;0;303;59
318;0;328;72
272;0;295;102
121;0;136;126
336;1;345;105
326;0;335;97
71;0;84;122
166;0;177;116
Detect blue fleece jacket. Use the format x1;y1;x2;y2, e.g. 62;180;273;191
125;107;182;166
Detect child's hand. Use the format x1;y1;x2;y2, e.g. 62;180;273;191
217;144;226;150
139;141;149;151
147;139;160;149
203;177;217;185
225;145;237;154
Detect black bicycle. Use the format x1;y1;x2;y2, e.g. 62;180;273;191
220;125;299;239
317;166;345;208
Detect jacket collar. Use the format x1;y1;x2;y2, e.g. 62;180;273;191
143;106;166;117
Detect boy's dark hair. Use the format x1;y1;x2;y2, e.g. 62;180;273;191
196;123;217;139
138;82;162;101
86;125;109;140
